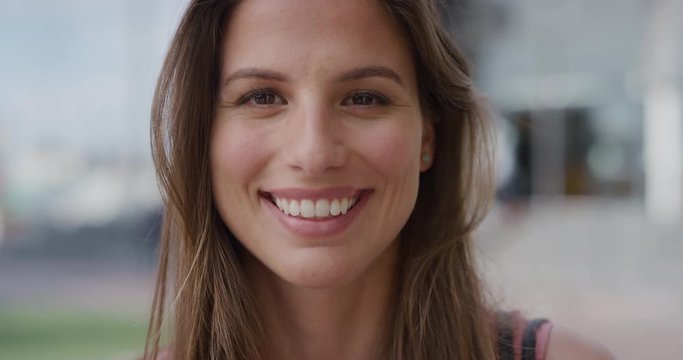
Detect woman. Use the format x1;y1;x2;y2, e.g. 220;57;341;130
144;0;614;359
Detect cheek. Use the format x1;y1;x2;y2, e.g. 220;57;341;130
210;122;270;185
357;121;422;178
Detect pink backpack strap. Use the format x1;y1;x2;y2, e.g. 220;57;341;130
496;311;553;360
520;318;553;360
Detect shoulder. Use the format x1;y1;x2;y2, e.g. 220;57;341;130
545;325;616;360
493;312;615;360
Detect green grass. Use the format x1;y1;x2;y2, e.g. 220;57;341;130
0;307;148;360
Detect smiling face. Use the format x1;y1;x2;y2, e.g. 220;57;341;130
211;0;433;288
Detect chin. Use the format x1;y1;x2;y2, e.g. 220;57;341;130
276;248;362;289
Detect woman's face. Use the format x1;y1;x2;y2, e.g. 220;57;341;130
211;0;433;288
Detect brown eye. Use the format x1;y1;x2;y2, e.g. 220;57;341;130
352;94;374;105
253;93;276;105
343;91;391;106
237;89;287;106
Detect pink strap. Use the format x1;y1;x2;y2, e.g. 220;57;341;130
535;321;553;360
510;311;553;360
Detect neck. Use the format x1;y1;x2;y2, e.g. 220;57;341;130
245;243;398;360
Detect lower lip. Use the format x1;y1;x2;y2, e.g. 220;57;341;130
261;191;371;239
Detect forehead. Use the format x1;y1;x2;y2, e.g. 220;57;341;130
221;0;415;84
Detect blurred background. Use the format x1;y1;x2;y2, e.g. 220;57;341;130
0;0;681;359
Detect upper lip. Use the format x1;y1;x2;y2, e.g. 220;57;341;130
260;187;366;200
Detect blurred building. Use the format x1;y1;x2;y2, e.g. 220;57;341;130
1;0;681;255
0;0;187;254
452;0;683;223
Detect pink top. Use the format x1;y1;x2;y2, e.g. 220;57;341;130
510;311;553;360
535;322;553;360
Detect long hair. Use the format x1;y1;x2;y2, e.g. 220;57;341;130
144;0;497;359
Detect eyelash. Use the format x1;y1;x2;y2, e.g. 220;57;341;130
233;88;392;107
235;88;286;106
343;90;391;106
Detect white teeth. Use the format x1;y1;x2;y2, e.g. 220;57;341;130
278;199;289;215
330;199;341;216
300;199;315;218
315;199;330;217
272;195;360;218
289;201;300;216
340;198;349;214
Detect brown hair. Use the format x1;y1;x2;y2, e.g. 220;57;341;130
144;0;497;359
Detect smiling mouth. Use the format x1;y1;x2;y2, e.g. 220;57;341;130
259;190;370;219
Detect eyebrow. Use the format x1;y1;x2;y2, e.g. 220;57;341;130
336;66;404;86
221;65;404;87
222;68;289;87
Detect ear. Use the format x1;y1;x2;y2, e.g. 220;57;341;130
420;118;435;172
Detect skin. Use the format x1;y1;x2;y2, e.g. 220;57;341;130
547;326;617;360
209;0;615;358
211;0;432;358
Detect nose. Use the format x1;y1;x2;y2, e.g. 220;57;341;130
283;102;347;176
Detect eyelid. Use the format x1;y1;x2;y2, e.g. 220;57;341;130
342;90;392;106
236;87;287;106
